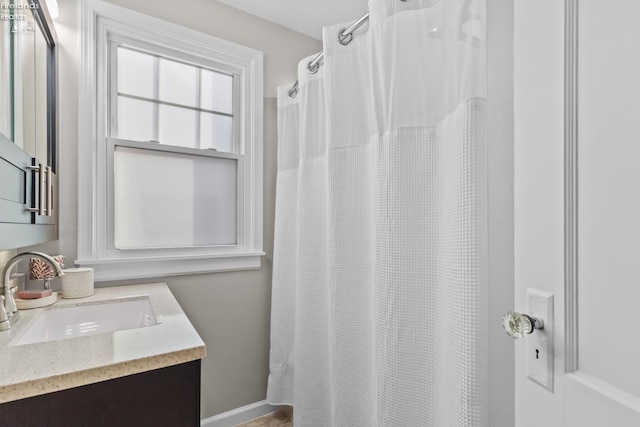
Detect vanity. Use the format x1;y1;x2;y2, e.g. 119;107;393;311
0;283;206;426
1;3;206;424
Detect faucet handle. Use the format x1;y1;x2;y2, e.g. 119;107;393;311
5;286;17;316
0;296;10;331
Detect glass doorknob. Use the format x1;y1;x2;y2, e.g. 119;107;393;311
502;311;544;339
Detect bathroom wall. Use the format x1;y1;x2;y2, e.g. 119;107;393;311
21;0;322;417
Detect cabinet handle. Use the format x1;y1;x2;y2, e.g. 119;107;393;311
46;166;53;216
26;163;46;216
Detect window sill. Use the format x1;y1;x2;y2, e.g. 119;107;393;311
75;252;264;282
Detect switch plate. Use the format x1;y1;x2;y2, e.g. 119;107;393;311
526;288;554;392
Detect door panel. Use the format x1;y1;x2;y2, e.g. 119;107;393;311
565;374;640;424
515;0;640;425
576;0;640;399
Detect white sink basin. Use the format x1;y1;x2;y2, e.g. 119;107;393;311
12;296;160;346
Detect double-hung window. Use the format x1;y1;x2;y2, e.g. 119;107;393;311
77;0;264;280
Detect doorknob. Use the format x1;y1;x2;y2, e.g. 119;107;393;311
502;311;544;339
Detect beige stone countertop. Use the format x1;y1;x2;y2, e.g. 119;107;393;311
0;282;206;404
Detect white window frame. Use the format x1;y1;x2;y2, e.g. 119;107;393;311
77;0;264;281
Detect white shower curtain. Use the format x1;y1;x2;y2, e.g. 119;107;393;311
268;0;487;425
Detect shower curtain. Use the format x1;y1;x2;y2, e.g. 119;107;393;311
268;0;487;425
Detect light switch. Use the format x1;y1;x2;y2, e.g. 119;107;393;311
526;288;554;392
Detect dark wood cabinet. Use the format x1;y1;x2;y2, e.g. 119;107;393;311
0;360;201;427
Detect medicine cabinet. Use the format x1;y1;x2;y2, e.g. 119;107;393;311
0;0;58;249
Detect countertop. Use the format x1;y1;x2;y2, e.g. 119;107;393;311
0;282;206;404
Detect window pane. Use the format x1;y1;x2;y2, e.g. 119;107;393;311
114;146;237;248
159;58;197;107
201;70;233;114
200;113;233;152
117;47;155;98
158;104;197;148
118;97;155;142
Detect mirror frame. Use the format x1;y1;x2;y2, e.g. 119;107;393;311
31;0;58;172
0;0;57;170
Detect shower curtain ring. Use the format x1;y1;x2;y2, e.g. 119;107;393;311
307;60;320;74
288;81;299;99
338;29;354;46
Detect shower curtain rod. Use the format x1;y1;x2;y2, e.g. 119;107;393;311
288;10;371;99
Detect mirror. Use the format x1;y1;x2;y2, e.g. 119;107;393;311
0;0;55;168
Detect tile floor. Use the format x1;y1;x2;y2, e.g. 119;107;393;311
235;411;293;427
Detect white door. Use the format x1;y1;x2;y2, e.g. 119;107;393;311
514;0;640;425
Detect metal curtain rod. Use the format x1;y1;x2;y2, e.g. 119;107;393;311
287;0;410;99
287;10;371;99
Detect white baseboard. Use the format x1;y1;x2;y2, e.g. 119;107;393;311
201;400;279;427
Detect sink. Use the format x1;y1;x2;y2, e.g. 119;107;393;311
12;295;160;346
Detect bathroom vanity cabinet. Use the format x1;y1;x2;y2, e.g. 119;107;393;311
0;284;206;427
0;0;58;249
0;360;201;427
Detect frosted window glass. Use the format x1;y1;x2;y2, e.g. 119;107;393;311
118;97;155;142
114;146;237;248
158;105;197;148
200;113;233;152
201;70;233;114
117;48;155;98
159;58;197;107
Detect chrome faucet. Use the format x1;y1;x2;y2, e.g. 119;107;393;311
0;252;64;331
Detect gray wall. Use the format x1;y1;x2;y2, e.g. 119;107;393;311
13;0;322;417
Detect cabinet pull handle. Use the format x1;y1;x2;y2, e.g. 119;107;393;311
26;163;46;216
46;166;53;216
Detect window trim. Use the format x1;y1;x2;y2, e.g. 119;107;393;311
77;0;264;281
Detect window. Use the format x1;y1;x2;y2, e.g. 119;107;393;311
109;43;240;251
78;0;264;281
114;46;235;151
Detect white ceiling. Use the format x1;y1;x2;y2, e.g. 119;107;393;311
217;0;369;40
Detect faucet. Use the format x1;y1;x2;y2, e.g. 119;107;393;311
0;252;64;331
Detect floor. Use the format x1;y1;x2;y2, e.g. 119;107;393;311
235;411;293;427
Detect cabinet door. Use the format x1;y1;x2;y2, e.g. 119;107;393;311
0;0;57;248
0;136;56;249
0;135;33;225
0;360;202;427
12;0;57;227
